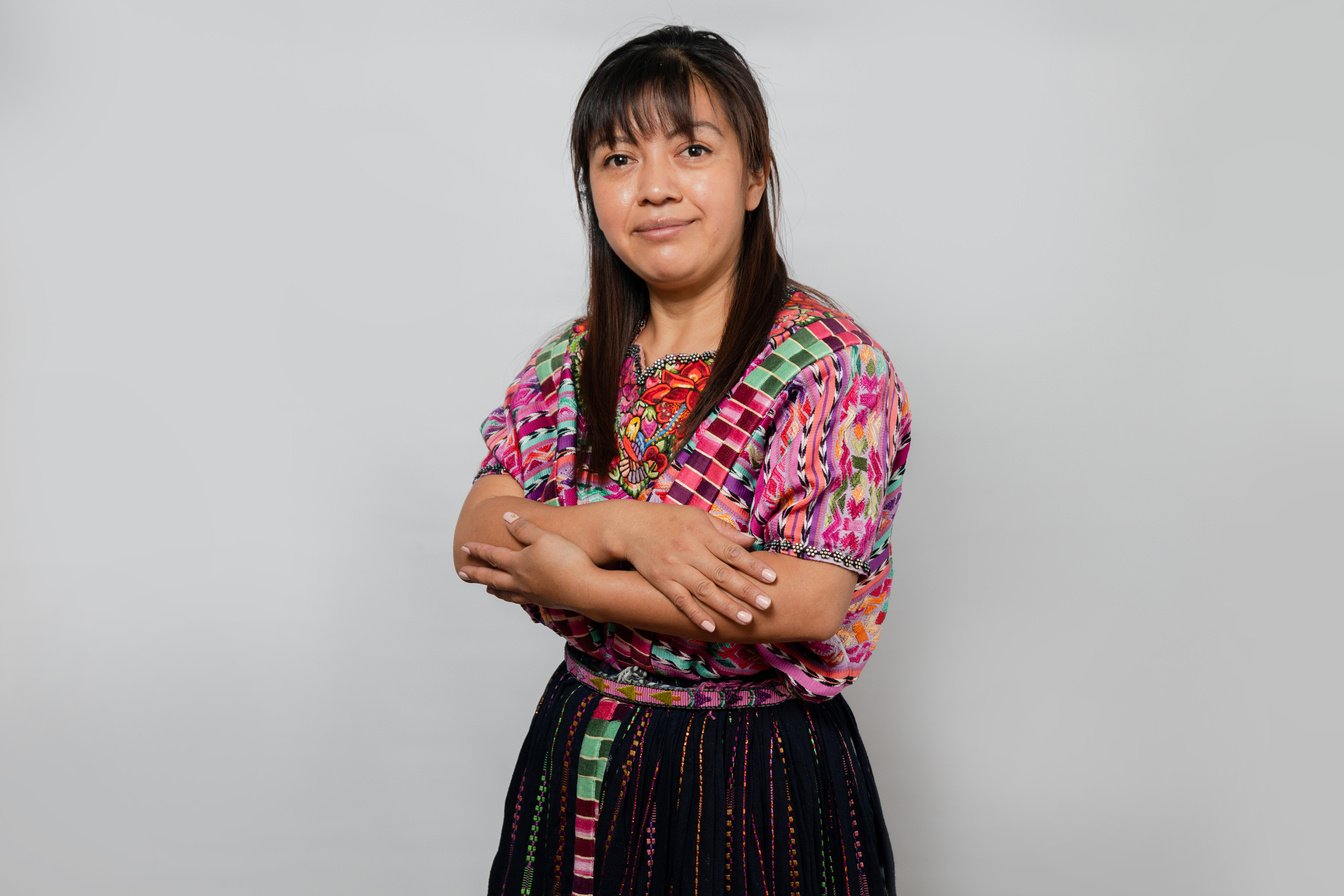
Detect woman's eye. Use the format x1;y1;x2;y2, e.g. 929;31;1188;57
684;144;711;158
604;153;632;168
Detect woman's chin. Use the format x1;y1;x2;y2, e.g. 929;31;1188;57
628;266;713;297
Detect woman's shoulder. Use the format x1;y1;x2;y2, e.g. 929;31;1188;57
765;286;911;441
546;315;588;352
508;315;585;389
767;283;898;373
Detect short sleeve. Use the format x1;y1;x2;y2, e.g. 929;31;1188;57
472;344;549;488
468;333;568;629
751;343;902;577
750;341;911;700
474;318;583;492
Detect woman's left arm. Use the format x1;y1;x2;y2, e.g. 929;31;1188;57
460;512;856;643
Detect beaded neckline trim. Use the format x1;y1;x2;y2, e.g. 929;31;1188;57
626;317;717;383
624;343;717;383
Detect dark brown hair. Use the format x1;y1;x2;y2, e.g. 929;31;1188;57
569;25;812;478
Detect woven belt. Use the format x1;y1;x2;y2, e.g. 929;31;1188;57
563;645;795;708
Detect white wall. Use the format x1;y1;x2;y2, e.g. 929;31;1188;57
1;1;1339;893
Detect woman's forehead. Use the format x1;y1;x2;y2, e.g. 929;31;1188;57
591;82;730;149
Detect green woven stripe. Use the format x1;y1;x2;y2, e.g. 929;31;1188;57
576;737;616;774
533;329;574;385
744;328;844;397
575;763;602;789
579;719;623;751
576;746;617;800
575;712;626;802
576;771;600;802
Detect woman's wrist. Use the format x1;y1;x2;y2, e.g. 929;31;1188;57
571;500;644;566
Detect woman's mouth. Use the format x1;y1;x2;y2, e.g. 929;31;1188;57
635;218;693;239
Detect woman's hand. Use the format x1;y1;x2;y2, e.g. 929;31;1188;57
614;503;778;634
458;512;598;610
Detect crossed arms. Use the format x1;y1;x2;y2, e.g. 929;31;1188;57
453;474;858;644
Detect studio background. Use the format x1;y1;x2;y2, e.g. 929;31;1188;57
1;1;1339;894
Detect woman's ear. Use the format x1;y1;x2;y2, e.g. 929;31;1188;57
744;159;768;213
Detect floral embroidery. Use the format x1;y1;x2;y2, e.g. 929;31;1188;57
612;350;714;499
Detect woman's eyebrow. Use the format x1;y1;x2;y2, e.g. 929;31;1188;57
592;121;724;152
665;120;725;140
594;132;635;151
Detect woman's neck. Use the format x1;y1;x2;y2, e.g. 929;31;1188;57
639;278;733;358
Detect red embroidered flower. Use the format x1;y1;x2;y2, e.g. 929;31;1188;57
660;360;712;405
655;399;678;424
641;381;671;403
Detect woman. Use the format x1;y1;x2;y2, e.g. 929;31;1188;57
454;25;911;895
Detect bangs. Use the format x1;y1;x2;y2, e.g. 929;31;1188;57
572;50;700;158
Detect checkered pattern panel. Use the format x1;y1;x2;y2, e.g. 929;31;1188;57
664;317;865;510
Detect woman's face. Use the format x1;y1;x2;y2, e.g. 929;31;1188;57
588;82;767;300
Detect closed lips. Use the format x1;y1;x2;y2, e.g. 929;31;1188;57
636;219;692;232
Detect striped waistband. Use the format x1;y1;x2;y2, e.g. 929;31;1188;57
563;645;795;709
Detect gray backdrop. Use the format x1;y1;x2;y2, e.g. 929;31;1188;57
2;1;1339;894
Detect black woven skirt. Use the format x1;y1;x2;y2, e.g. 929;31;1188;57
486;645;897;895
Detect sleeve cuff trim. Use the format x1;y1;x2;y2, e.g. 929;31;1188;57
473;462;508;483
760;539;870;575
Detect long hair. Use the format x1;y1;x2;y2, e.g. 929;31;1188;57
569;25;813;478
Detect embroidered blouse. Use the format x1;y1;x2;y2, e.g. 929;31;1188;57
473;288;912;701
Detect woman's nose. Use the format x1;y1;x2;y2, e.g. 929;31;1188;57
637;154;680;205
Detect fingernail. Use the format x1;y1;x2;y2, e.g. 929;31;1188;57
762;568;777;583
458;570;470;581
755;595;771;609
460;545;472;555
700;620;716;632
736;610;752;624
502;511;519;523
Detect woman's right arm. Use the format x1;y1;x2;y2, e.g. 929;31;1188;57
452;474;776;627
452;474;629;571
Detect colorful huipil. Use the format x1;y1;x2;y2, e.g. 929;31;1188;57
478;287;912;895
475;288;913;701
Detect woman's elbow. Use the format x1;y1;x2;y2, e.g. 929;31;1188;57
760;555;858;642
774;589;851;643
800;603;849;642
